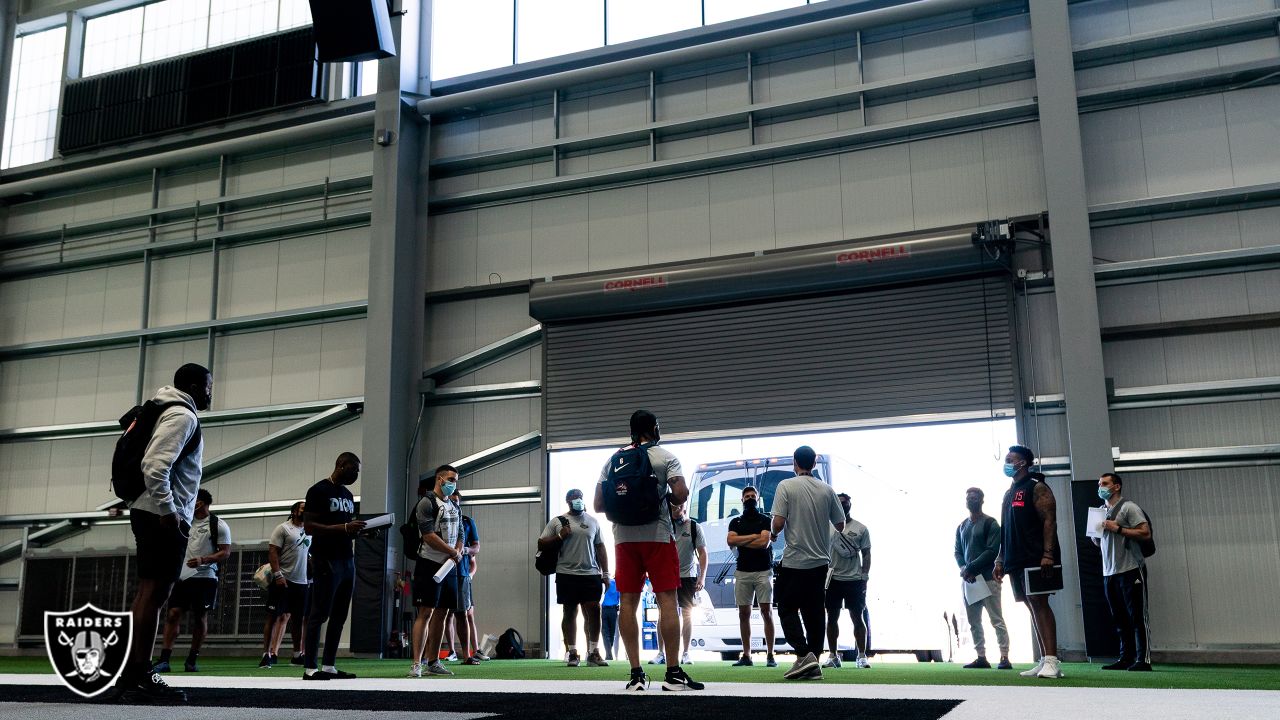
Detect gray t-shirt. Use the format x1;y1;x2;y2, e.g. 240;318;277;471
416;494;462;564
773;474;844;570
269;521;311;585
673;517;707;578
1101;498;1147;576
181;515;231;581
597;445;683;544
830;518;870;581
539;511;602;576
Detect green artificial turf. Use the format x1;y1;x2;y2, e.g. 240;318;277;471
2;655;1278;690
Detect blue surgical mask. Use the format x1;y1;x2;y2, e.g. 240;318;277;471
1098;487;1112;501
442;481;457;497
1003;463;1018;478
571;499;585;512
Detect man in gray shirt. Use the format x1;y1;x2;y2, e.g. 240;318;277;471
824;494;870;669
539;489;610;668
652;503;706;666
154;488;230;674
955;487;1011;670
770;446;845;680
1092;472;1153;672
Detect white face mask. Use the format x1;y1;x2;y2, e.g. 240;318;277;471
570;499;585;512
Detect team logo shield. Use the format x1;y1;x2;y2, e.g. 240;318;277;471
44;604;132;698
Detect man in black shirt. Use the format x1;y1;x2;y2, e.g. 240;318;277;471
726;485;777;668
301;452;365;680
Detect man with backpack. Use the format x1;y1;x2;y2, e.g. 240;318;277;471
539;489;609;667
153;488;230;673
1093;472;1153;672
593;410;704;692
260;500;311;668
651;502;705;666
115;363;211;704
408;465;471;677
445;489;484;662
302;452;365;680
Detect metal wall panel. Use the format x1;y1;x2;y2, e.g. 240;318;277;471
1139;94;1233;198
531;195;590;279
587;186;649;270
1020;290;1065;395
1156;275;1250;322
427;210;478;292
466;501;544;649
983;123;1047;219
1161;331;1257;384
910;133;989;230
840;144;914;240
1081;107;1149;205
1224;85;1280;188
1168;401;1268;448
544;276;1015;445
1108;407;1175;451
648;177;712;264
1122;472;1198;648
1097;284;1161;327
477;204;534;289
150;254;214;326
709;166;777;255
774;156;844;249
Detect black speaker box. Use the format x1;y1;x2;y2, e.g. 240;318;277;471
308;0;396;63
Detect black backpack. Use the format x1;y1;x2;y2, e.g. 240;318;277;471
1120;500;1157;558
399;495;444;559
205;513;224;575
534;516;569;576
110;400;201;503
496;628;525;659
601;443;664;526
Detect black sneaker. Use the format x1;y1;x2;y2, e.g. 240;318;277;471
997;658;1014;670
766;656;778;668
150;660;171;674
731;656;754;667
257;654;272;669
183;659;199;673
290;654;305;666
964;657;992;669
662;666;705;691
303;670;333;680
1101;659;1133;670
329;669;357;679
268;654;278;667
625;669;649;691
116;670;188;704
1127;661;1153;672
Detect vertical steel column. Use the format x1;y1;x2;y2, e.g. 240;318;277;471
51;12;85;161
1029;0;1114;659
0;2;16;149
551;90;560;176
648;70;656;162
745;52;755;143
136;168;160;404
856;30;866;126
208;155;228;372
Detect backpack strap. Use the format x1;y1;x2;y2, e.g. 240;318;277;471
208;513;222;555
691;518;700;546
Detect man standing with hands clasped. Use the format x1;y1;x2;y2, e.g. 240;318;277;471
539;488;610;668
1093;473;1153;672
955;487;1011;670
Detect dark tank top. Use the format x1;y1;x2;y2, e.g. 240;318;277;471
1001;473;1060;571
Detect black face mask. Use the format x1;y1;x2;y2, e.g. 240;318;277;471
840;503;851;518
966;500;982;512
743;499;757;513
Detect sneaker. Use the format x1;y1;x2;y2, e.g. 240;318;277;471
681;652;692;665
1037;655;1064;679
648;653;666;666
766;656;778;668
1127;661;1153;672
116;670;187;704
964;657;992;669
290;654;305;666
303;669;332;680
586;650;609;667
625;670;650;691
567;651;581;667
474;651;492;661
445;653;459;662
800;665;823;680
426;661;454;676
462;657;482;666
732;654;753;666
150;660;171;674
662;666;705;691
183;659;198;673
328;668;356;679
258;654;273;669
997;658;1013;670
821;654;841;669
1101;659;1132;671
855;655;872;669
784;653;819;680
407;663;423;678
1019;658;1046;677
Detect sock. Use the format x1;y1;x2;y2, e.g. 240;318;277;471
323;664;338;673
566;645;577;654
587;641;598;653
630;666;645;677
305;668;317;676
158;649;172;663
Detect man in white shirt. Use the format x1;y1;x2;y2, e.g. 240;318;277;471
260;501;311;668
823;493;871;669
154;488;230;674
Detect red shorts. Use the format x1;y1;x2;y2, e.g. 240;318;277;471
614;541;680;594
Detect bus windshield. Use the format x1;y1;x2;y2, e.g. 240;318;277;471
690;462;825;523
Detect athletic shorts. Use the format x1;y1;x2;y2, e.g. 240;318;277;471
773;564;828;613
677;577;699;609
130;509;189;583
414;559;460;611
734;569;773;606
1010;571;1029;603
825;578;868;613
615;541;680;594
168;577;219;612
266;580;309;618
555;573;603;605
459;574;473;610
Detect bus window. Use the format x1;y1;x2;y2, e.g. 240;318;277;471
690;467;752;522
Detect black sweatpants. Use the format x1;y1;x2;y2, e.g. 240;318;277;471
305;556;355;669
775;564;828;658
1103;566;1151;664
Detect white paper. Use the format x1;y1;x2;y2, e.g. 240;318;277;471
1086;507;1107;539
963;577;992;605
432;558;456;583
361;513;395;530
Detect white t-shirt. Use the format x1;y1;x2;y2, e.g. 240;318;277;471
597;445;683;545
269;520;311;584
181;515;231;581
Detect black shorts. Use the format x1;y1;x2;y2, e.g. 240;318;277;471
266;580;310;618
774;564;828;613
130;509;188;583
555;573;603;605
825;578;867;613
677;577;699;609
414;559;460;611
168;577;219;612
1010;571;1028;602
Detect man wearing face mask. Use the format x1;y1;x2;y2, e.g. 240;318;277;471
993;445;1064;679
1092;473;1153;672
824;493;870;670
539;489;610;667
154;488;230;674
727;485;776;667
409;465;470;677
653;502;706;666
955;487;1010;670
302;452;365;680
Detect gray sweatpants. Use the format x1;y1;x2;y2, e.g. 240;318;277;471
965;579;1009;656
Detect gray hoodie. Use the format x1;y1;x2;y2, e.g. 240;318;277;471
129;386;203;523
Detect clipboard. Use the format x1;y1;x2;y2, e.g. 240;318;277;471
1022;565;1064;595
360;513;395;530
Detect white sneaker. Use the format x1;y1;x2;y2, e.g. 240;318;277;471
1037;655;1064;679
1020;658;1046;677
406;662;423;678
681;652;691;665
783;652;819;679
856;655;871;669
821;653;841;669
648;653;666;665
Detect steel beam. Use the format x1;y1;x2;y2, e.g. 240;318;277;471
1094;244;1280;285
422;325;543;387
202;403;363;482
1102;311;1280;341
1072;9;1280;68
424;432;543;482
426;381;543;405
1089;179;1280;227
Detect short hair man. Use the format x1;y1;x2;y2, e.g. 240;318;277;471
153;488;230;674
117;363;211;703
445;490;484;661
1093;473;1153;672
956;487;1010;670
408;465;471;677
651;502;706;666
260;501;311;668
594;410;703;691
540;489;610;668
727;485;777;667
771;446;845;680
994;445;1064;679
302;452;365;680
824;493;871;670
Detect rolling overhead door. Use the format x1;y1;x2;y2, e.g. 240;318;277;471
542;274;1015;447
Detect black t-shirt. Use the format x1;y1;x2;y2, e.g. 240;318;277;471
305;479;356;561
729;511;773;572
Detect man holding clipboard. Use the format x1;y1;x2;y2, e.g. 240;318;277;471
993;445;1065;679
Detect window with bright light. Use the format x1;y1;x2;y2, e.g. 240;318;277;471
517;0;603;64
704;0;807;25
208;0;280;47
82;6;144;76
358;59;379;96
432;0;514;80
606;0;701;46
2;26;67;169
277;0;313;29
140;0;211;64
